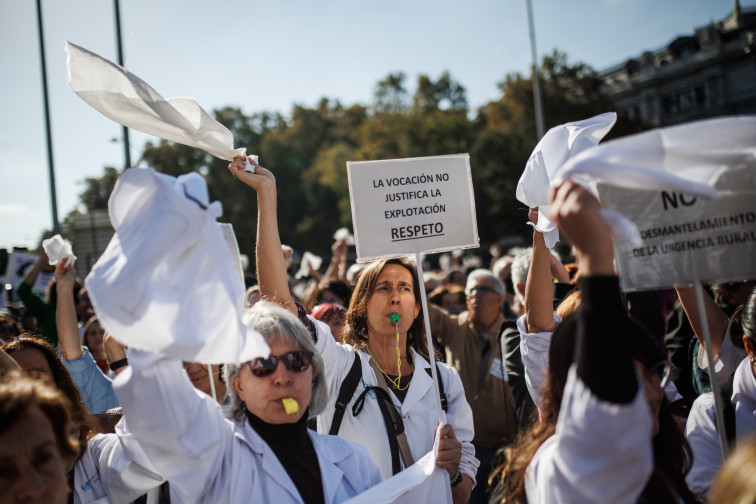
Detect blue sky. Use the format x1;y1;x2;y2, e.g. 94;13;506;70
1;0;750;250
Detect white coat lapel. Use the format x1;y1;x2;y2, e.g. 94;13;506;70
400;350;432;414
311;432;349;503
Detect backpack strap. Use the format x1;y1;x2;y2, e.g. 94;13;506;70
329;353;363;435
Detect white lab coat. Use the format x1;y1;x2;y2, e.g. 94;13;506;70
525;367;654;504
685;356;756;497
72;427;164;503
311;316;479;483
113;349;382;503
517;313;561;413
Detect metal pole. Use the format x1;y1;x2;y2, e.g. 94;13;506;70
525;0;546;140
35;0;60;235
114;0;132;169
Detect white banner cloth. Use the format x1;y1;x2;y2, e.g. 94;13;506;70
66;41;255;164
343;427;452;504
42;234;76;267
556;116;756;195
516;112;617;248
85;168;268;364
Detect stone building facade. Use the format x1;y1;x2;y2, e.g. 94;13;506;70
599;1;756;126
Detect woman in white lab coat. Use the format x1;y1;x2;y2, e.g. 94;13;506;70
113;300;381;504
228;155;477;504
488;182;700;504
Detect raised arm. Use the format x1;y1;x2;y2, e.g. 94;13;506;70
21;248;49;288
675;285;729;358
526;207;558;333
550;181;637;403
228;156;296;315
55;258;83;361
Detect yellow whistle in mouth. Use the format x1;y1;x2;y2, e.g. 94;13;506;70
282;397;299;415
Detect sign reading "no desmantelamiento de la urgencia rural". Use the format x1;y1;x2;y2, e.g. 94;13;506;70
347;154;479;263
597;163;756;292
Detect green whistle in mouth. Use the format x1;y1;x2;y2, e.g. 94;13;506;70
389;314;400;324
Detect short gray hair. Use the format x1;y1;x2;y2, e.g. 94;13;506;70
465;269;506;297
223;301;327;422
510;248;533;304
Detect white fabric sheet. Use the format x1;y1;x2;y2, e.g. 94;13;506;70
343;427;452;504
66;41;256;165
42;234;76;266
556;116;756;196
85;167;268;364
516;112;617;248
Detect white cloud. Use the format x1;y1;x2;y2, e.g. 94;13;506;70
0;204;28;215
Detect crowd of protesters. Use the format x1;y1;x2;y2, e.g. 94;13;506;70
1;154;755;504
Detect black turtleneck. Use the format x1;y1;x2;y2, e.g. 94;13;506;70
245;408;325;504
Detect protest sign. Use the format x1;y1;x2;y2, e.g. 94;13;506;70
4;253;55;302
597;163;756;291
347;154;478;262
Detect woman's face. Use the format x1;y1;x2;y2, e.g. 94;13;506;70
232;335;312;424
365;264;420;341
319;289;345;308
182;362;225;402
11;349;55;387
85;322;105;354
634;360;664;437
0;404;69;504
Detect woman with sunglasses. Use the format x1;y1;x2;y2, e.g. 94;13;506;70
111;299;381;503
228;156;477;503
488;182;700;504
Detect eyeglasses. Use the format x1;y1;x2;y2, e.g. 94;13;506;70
466;285;495;297
247;350;314;378
644;361;671;389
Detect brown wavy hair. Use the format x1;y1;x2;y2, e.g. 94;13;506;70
343;258;432;359
2;335;95;461
0;370;80;468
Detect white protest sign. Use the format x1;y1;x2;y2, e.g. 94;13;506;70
5;253;55;301
347;154;479;262
597;164;756;291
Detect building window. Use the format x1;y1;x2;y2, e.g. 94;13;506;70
663;94;678;114
695;86;706;106
678;89;695;111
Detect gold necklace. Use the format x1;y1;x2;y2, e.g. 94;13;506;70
367;344;413;391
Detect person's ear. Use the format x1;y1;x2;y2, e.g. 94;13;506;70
516;283;526;297
744;336;756;360
231;374;244;397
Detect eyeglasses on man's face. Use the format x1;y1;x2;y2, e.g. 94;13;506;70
466;285;496;297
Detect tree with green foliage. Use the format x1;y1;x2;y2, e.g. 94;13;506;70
59;53;647;266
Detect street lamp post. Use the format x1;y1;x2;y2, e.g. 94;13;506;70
35;0;60;234
525;0;546;140
114;0;132;169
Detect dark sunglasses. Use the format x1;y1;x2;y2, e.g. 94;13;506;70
247;350;314;378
